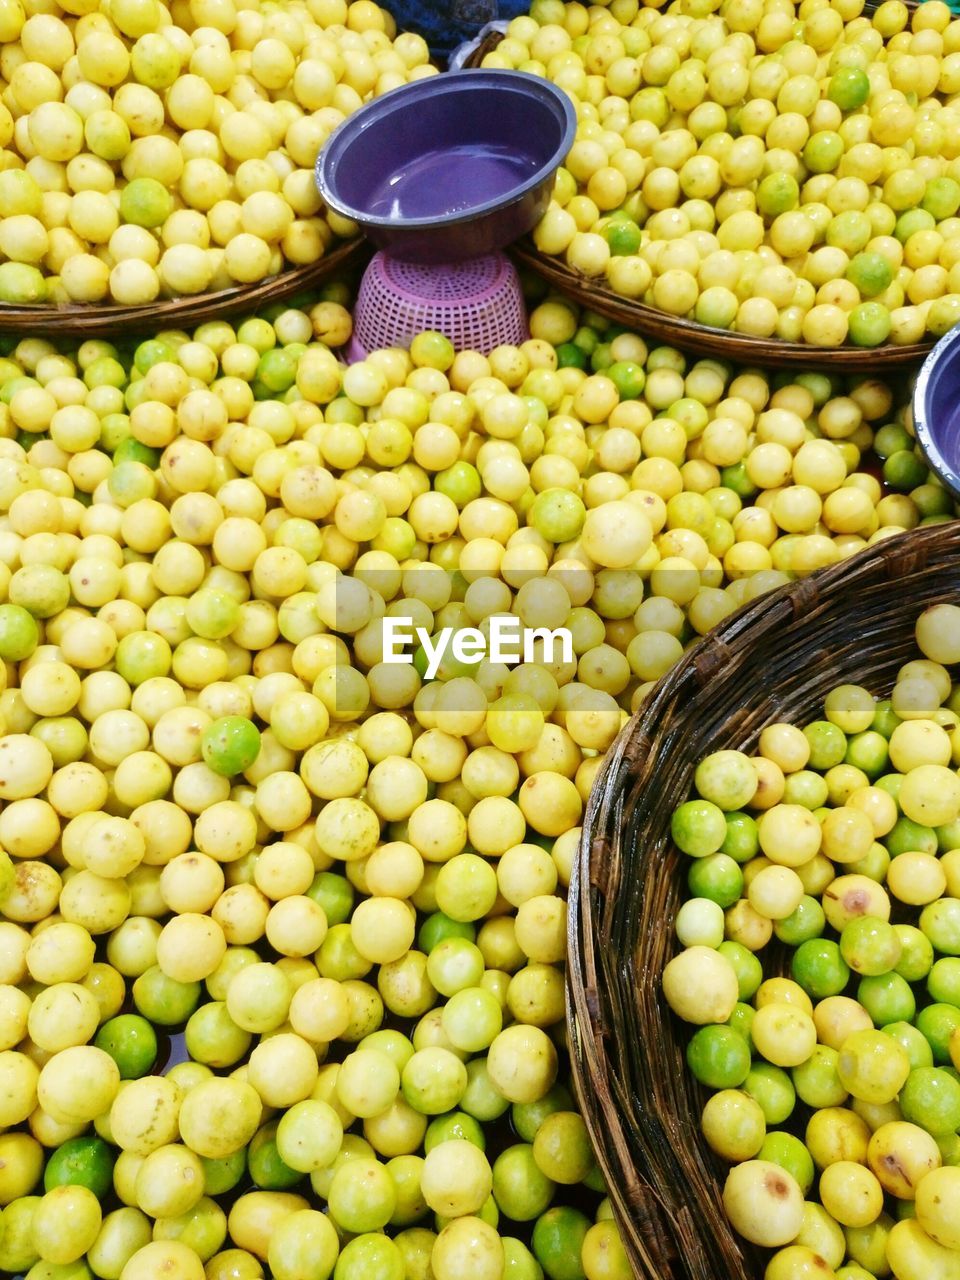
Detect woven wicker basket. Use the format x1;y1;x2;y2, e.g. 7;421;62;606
462;28;506;66
567;520;960;1280
0;238;369;338
477;0;927;370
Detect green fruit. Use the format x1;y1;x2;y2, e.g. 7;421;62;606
132;966;202;1026
201;716;261;776
44;1137;115;1198
425;1112;486;1153
504;1237;546;1280
334;1234;404;1280
134;339;175;373
603;220;642;255
492;1144;555;1222
529;489;586;543
696;287;738;330
248;1122;304;1190
873;425;913;459
883;451;930;493
607;361;645;400
94;1014;158;1079
308;872;356;926
828;67;870;109
896;208;936;243
757;172;800;217
900;1067;960;1136
120;177;174;229
113;437;160;467
511;1084;575;1145
555;343;587;370
671;800;727;857
532;1207;590;1280
590;343;614;372
803;130;844;174
687;854;744;908
720;812;760;863
791;938;851;999
923;177;960;220
435;462;482;509
0;604;39;660
760;1131;815;1194
686;1025;751;1088
848;302;892;348
257;348;298;393
846;252;893;299
201;1148;247;1196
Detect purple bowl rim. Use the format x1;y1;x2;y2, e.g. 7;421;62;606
314;69;577;231
913;323;960;500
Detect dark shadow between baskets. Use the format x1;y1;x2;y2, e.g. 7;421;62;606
567;521;960;1280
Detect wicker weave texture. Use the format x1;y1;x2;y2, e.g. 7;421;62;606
567;522;960;1280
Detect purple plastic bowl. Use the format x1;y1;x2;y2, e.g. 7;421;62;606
315;70;577;264
914;326;960;499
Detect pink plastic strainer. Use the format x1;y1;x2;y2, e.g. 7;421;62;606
347;250;528;362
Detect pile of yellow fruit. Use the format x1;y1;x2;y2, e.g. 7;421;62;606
0;0;433;307
0;279;946;1278
490;0;960;347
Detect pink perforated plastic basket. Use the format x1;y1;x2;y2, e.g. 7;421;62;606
347;251;528;362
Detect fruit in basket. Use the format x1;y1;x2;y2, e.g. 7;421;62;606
0;272;948;1280
665;605;960;1276
493;0;960;347
664;944;740;1021
723;1159;805;1246
0;0;436;307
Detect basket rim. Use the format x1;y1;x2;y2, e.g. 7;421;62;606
0;239;369;336
565;520;960;1278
